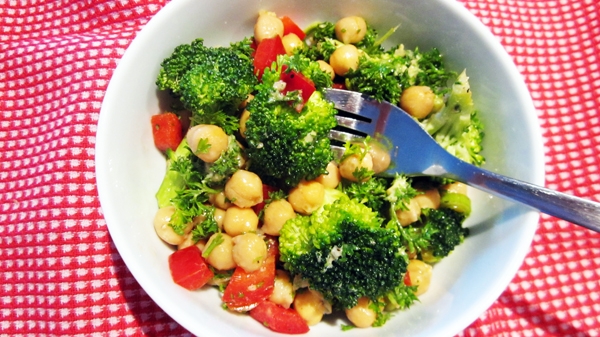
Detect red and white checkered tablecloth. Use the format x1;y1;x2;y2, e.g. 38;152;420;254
1;0;599;336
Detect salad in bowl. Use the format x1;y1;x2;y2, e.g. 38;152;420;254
150;11;483;334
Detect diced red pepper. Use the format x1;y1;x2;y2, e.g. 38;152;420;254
280;70;316;105
281;16;306;40
252;184;280;215
151;112;183;152
249;301;310;334
222;240;279;311
253;36;286;79
168;246;214;291
403;271;412;286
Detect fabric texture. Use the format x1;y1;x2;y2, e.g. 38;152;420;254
1;0;599;336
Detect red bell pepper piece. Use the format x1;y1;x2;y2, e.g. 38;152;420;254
280;70;316;104
281;16;306;40
151;112;183;152
249;301;310;334
404;271;412;286
253;36;286;79
223;240;279;311
168;246;214;290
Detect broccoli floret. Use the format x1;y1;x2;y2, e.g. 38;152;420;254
157;38;252;95
343;176;390;214
420;70;485;166
155;139;194;208
345;45;453;103
279;195;407;309
156;38;206;95
156;38;257;134
420;208;469;261
178;52;254;114
244;66;337;187
413;48;454;92
345;52;405;103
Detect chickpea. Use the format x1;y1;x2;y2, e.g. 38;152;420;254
441;181;468;195
224;169;263;208
338;153;373;182
329;44;359;76
400;86;436;119
269;270;295;308
254;12;284;43
223;206;259;236
239;109;251;138
209;191;232;210
315;161;341;189
396;198;421;226
287;180;325;215
214;207;226;230
154;206;192;245
407;259;433;296
262;199;296;236
414;188;440;210
316;60;335;81
335;16;367;44
367;142;391;174
204;233;236;271
282;33;304;55
186;124;229;163
344;296;377;328
294;289;328;326
232;233;267;273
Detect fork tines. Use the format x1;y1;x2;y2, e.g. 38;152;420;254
326;89;379;149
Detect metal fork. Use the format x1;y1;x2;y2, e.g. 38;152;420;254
324;88;600;232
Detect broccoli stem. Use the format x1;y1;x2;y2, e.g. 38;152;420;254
155;138;191;208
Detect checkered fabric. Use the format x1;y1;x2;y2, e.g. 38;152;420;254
1;0;599;336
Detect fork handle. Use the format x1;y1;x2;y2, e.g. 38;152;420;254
450;161;600;232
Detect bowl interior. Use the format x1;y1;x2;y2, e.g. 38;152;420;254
96;0;543;336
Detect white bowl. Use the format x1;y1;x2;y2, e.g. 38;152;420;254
96;0;544;336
